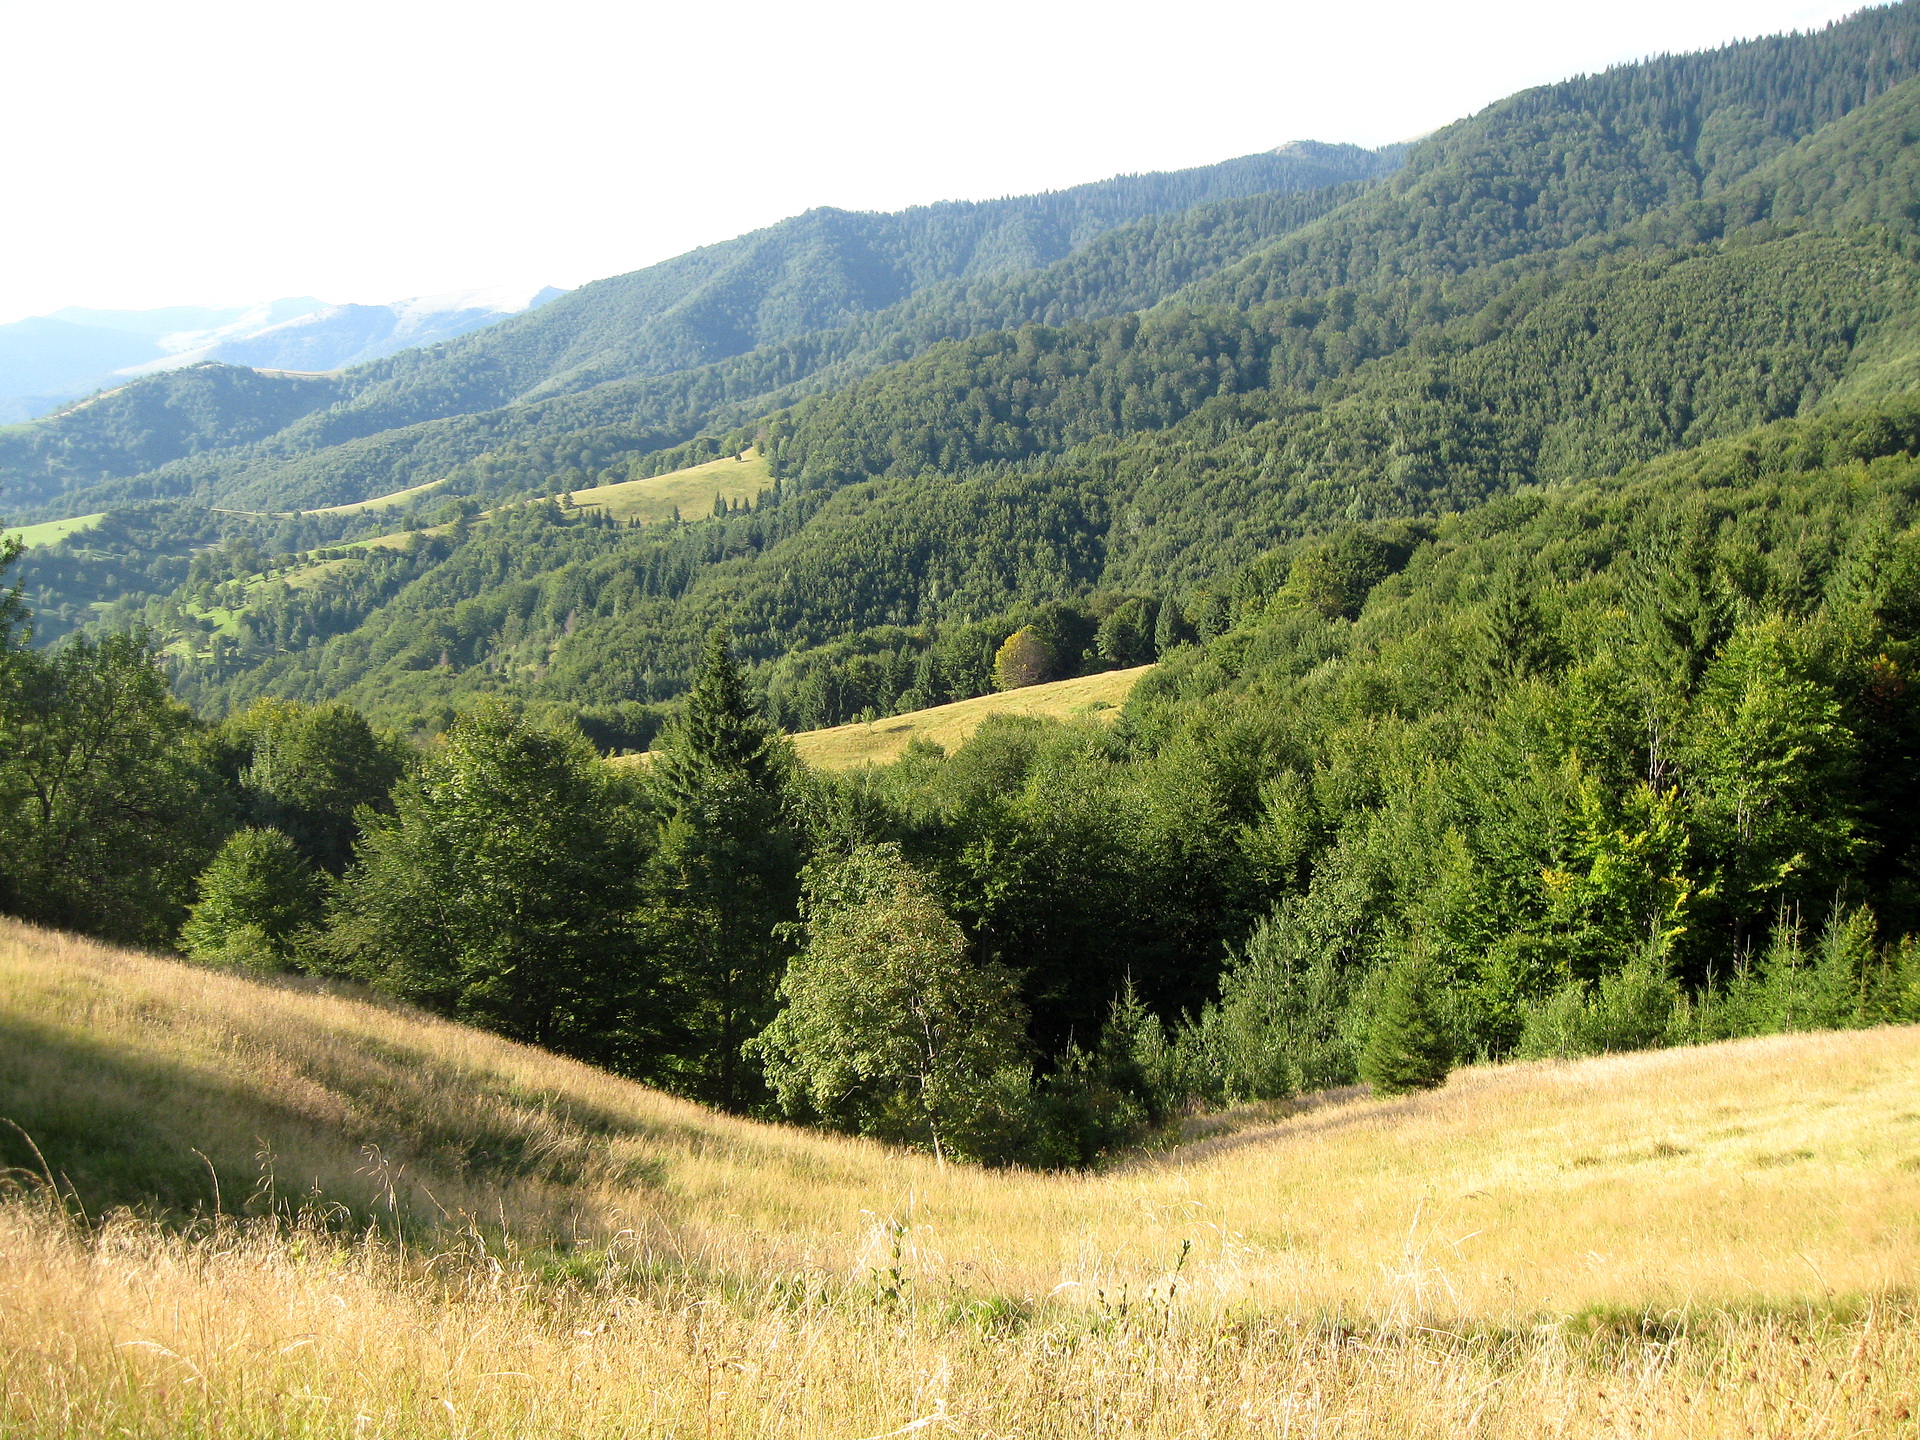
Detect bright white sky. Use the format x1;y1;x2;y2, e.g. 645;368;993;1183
0;0;1876;324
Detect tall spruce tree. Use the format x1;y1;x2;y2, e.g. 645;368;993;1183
648;625;804;1109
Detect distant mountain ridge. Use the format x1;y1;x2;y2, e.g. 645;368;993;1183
0;141;1405;514
0;286;561;424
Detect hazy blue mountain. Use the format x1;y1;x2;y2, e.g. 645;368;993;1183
138;285;568;376
0;318;160;423
0;288;557;424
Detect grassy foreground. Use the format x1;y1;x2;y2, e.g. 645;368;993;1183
4;920;1920;1435
790;666;1152;769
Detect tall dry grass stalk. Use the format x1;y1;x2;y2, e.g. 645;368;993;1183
5;919;1920;1434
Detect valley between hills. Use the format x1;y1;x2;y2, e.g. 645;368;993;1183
6;3;1920;1433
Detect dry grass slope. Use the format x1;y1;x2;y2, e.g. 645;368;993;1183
570;450;772;526
791;666;1153;770
4;920;1920;1436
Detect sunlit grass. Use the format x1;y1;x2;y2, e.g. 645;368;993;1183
571;450;771;526
785;665;1153;770
5;919;1920;1435
1;511;106;549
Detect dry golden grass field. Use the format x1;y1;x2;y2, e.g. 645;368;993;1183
789;666;1153;770
4;918;1920;1436
570;450;772;525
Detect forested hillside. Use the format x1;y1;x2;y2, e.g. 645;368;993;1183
1;3;1919;1164
0;142;1397;516
5;390;1917;1156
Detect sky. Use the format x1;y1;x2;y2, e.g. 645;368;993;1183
0;0;1878;324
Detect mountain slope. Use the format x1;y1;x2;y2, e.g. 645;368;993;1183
4;918;1919;1435
0;143;1400;518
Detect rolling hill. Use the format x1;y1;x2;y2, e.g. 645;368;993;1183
3;918;1918;1435
783;663;1151;769
1;1;1912;746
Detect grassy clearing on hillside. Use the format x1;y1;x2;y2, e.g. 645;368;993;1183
791;666;1153;769
1;512;105;549
570;450;771;525
305;477;450;516
5;920;1920;1435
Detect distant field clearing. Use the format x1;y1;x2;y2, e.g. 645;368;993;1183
303;477;450;516
791;665;1152;769
570;450;771;525
2;512;105;549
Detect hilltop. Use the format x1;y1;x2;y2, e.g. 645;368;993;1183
784;663;1149;769
3;919;1919;1434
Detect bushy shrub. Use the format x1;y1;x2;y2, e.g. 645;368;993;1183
180;827;324;971
1359;953;1454;1095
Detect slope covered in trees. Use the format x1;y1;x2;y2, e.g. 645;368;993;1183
2;6;1919;1167
4;390;1918;1162
0;143;1399;517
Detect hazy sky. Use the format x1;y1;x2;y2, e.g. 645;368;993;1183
0;0;1875;323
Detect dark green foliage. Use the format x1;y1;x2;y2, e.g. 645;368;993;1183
217;699;405;872
5;146;1396;519
179;827;324;970
1359;954;1454;1095
7;9;1920;1171
644;628;805;1107
319;702;658;1066
0;365;343;510
0;624;223;946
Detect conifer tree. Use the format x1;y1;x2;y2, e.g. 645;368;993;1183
1359;954;1454;1095
649;625;803;1108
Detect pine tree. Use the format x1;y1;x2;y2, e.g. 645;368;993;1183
1359;954;1454;1095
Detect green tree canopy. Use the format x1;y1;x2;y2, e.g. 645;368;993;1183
752;844;1030;1163
645;625;804;1107
1359;954;1455;1096
992;626;1053;691
320;701;656;1067
180;827;324;970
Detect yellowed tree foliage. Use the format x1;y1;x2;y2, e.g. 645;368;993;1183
991;625;1052;691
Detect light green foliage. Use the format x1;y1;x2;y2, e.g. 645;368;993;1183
753;844;1030;1163
1518;944;1685;1060
180;828;323;971
992;626;1053;691
1190;901;1364;1102
1702;905;1882;1039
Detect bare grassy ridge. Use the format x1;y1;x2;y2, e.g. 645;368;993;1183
4;920;1920;1435
790;666;1152;770
569;450;772;526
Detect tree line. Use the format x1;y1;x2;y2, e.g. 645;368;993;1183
4;391;1916;1166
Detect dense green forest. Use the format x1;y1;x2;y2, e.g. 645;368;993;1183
4;391;1917;1160
0;143;1397;517
3;4;1920;1162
